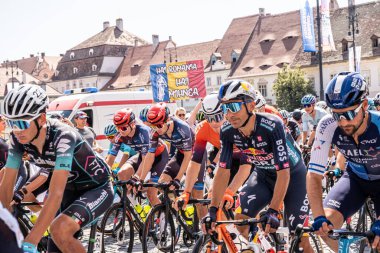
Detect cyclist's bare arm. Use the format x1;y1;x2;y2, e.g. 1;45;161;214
174;150;192;180
184;161;202;192
0;168;18;208
105;154;116;167
269;169;290;210
136;153;153;180
306;172;325;217
118;153;130;169
24;175;48;193
24;170;69;245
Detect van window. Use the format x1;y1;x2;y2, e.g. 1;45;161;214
81;109;94;127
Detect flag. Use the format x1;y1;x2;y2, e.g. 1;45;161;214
300;0;316;52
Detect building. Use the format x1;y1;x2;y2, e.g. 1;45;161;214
293;1;380;97
49;18;148;93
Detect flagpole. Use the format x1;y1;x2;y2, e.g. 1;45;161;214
316;0;324;100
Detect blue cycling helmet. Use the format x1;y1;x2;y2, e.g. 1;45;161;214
279;110;289;119
139;105;151;122
325;72;368;109
301;94;316;105
104;124;117;136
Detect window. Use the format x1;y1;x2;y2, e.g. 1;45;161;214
342;40;348;53
92;64;97;71
66;82;70;90
211;55;216;65
89;48;94;56
259;83;267;97
70;52;75;59
372;37;379;48
217;76;222;86
73;67;78;74
330;73;337;80
79;81;84;88
72;81;77;89
207;77;212;87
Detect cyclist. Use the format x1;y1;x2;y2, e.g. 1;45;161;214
301;94;328;147
0;84;113;253
202;80;311;252
316;101;328;111
254;90;282;118
279;110;301;142
374;93;380;111
307;72;380;251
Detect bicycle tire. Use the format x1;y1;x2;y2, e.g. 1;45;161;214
100;202;134;253
192;234;228;253
141;204;177;253
289;233;323;253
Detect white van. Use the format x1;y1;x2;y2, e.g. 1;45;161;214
47;87;176;148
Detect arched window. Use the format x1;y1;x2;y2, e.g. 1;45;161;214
73;67;78;74
70;52;75;59
92;64;97;71
89;48;94;56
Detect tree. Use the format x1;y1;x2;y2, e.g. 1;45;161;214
273;65;316;111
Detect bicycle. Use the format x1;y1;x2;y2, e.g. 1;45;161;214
328;229;378;253
289;225;324;253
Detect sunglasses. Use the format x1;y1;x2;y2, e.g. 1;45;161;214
7;114;40;131
106;135;115;140
332;104;363;122
178;114;185;117
117;125;130;132
150;123;165;130
221;102;245;114
303;104;313;108
205;112;224;123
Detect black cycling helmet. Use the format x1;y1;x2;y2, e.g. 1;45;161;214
292;109;302;121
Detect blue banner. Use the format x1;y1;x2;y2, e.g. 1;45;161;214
300;0;316;52
150;64;170;102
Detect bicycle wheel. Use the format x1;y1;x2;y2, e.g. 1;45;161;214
142;204;177;253
289;233;323;253
192;234;228;253
100;202;134;253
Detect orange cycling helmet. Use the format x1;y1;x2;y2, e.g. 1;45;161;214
113;108;135;126
147;102;170;125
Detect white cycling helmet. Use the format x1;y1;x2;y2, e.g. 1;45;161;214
316;101;328;110
202;93;222;115
255;90;266;109
374;92;380;101
2;84;49;119
218;80;256;102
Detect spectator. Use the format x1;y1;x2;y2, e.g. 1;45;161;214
73;111;103;153
175;107;187;121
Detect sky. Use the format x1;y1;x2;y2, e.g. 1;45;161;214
0;0;373;60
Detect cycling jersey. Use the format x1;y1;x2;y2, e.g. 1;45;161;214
264;105;282;119
109;124;151;156
219;113;302;171
6;119;110;190
108;143;137;157
192;120;220;163
286;119;301;141
302;107;327;132
309;111;380;181
149;117;194;152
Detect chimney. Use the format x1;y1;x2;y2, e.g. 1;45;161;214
116;18;123;31
259;8;265;16
103;21;110;30
169;36;172;41
30;54;34;58
41;52;45;58
152;34;159;49
134;38;139;47
60;53;64;57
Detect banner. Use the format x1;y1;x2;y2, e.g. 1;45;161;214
150;63;170;102
349;46;361;72
320;0;336;51
150;60;206;102
300;0;316;52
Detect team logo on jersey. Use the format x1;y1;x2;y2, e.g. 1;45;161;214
257;136;262;142
242;148;266;156
57;138;71;153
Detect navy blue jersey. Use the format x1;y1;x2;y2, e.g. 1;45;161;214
309;111;380;180
109;124;150;156
219;113;302;171
149;117;194;153
6;119;110;190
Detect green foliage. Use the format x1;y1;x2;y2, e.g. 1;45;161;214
273;65;316;111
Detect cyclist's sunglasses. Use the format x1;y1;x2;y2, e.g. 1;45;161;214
221;102;245;114
332;104;363;121
205;112;224;123
7;114;40;131
106;135;115;140
303;104;313;108
117;125;130;132
150;123;165;130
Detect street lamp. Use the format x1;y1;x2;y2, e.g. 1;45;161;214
5;60;19;86
348;0;359;71
316;0;324;101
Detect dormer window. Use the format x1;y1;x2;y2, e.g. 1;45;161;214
70;52;75;59
89;48;94;56
231;49;241;63
342;39;348;53
92;64;97;71
73;67;78;74
211;53;221;65
371;35;379;48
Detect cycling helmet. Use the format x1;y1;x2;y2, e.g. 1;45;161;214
218;80;256;102
104;124;117;136
196;111;205;121
202;94;222;115
279;110;289;119
139;105;151;123
113;108;135;126
373;93;380;106
292;109;302;121
2;84;49;119
316;101;328;110
301;94;316;105
325;72;368;109
255;90;266;108
147;102;170;125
